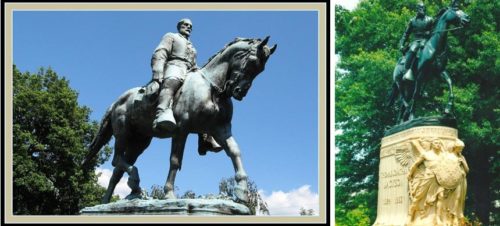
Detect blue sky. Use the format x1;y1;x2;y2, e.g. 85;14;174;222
13;9;320;214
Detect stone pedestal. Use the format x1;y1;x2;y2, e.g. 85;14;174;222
373;126;461;226
80;199;251;215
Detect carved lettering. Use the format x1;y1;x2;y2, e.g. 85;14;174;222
384;179;402;189
380;168;408;178
395;196;403;204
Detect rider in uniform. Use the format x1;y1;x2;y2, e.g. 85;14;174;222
399;2;434;80
144;18;221;155
150;18;196;132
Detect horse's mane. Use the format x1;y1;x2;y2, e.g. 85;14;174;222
429;8;448;30
201;37;259;68
435;8;448;21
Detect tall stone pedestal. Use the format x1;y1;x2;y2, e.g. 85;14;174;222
373;125;465;226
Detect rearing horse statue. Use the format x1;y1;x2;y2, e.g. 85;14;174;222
387;4;470;123
82;36;277;204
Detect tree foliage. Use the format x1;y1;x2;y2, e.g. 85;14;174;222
336;203;371;226
144;177;270;215
13;65;112;214
147;184;167;200
181;190;196;199
335;1;499;225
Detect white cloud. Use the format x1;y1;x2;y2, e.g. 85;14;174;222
260;185;319;216
96;168;130;199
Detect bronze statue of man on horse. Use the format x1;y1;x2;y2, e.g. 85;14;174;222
387;0;470;124
82;18;277;204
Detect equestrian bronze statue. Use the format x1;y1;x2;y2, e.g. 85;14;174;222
82;36;277;204
387;1;470;123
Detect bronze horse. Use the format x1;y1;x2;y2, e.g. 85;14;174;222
387;5;470;123
82;37;277;203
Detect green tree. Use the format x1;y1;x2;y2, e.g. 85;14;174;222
148;185;166;199
181;190;196;199
13;65;112;214
336;203;371;226
335;1;499;225
299;207;307;216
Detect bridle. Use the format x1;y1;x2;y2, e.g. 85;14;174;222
432;26;464;34
199;68;241;97
431;8;466;34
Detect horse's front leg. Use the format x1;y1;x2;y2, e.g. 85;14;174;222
213;124;249;202
440;70;454;115
164;132;188;199
408;73;424;120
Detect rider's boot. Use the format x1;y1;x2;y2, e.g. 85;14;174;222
153;78;182;133
198;134;223;155
207;135;223;151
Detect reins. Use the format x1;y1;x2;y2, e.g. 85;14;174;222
432;26;464;34
199;69;231;96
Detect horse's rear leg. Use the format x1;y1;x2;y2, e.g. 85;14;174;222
103;136;151;203
102;167;125;204
121;136;152;199
213;125;249;202
164;133;188;199
102;139;127;204
397;103;406;123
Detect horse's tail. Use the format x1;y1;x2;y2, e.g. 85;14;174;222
385;82;399;107
81;103;114;171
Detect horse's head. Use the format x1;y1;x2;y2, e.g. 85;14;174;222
226;36;277;101
441;4;470;27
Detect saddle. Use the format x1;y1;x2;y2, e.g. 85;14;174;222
132;81;160;119
132;79;223;155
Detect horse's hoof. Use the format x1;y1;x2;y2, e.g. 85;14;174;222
164;191;177;200
234;186;249;203
101;196;111;204
125;192;142;200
